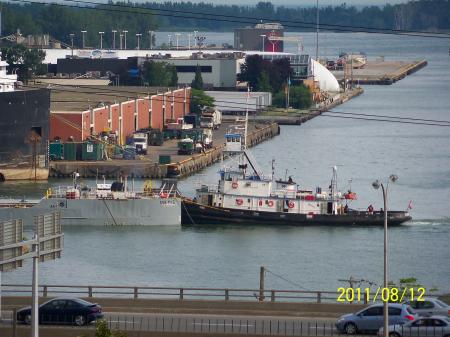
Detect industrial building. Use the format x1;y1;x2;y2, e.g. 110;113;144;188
234;23;284;52
49;86;191;143
205;91;272;114
139;53;242;89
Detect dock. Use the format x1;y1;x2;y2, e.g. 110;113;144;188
49;122;280;179
331;59;427;85
240;87;364;125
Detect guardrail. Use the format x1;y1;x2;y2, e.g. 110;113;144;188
3;284;446;304
2;284;343;303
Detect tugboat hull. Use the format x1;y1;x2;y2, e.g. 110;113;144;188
181;200;411;226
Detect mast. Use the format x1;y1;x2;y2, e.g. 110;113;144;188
243;86;249;151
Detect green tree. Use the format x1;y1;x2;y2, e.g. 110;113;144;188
273;85;312;110
257;71;272;92
141;61;177;87
190;88;215;116
191;65;204;90
1;45;46;83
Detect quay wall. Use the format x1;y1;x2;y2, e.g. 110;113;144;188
49;122;280;179
251;87;363;126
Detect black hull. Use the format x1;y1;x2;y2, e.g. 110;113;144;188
181;200;412;226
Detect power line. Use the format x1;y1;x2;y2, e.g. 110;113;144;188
45;0;450;37
265;268;309;290
5;78;450;127
16;81;450;127
320;113;450;127
7;0;450;39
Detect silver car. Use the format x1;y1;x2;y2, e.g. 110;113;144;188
336;303;418;334
378;316;450;337
403;298;450;318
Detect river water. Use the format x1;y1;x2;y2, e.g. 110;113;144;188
1;33;449;293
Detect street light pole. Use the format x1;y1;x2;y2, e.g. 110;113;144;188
260;34;266;52
99;31;104;49
69;33;74;57
175;33;180;50
136;33;142;50
123;30;128;49
148;30;154;50
119;33;123;50
112;30;117;49
81;30;87;49
188;33;192;50
372;174;398;337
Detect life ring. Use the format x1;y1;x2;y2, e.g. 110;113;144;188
231;182;238;189
288;201;295;209
160;192;169;199
236;198;243;206
267;200;274;207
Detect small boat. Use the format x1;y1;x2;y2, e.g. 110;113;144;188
181;100;411;227
0;176;181;226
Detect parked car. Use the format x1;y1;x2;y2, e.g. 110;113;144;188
17;298;103;326
403;298;450;317
378;316;450;337
336;303;418;334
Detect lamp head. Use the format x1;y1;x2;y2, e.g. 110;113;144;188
372;180;380;190
389;174;398;183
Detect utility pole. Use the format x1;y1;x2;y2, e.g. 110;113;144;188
99;31;104;49
315;0;319;61
69;33;74;57
31;231;39;337
119;33;123;50
259;266;265;302
112;30;117;49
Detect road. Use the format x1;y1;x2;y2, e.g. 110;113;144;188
0;311;348;336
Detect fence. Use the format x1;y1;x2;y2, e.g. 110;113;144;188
2;313;449;337
2;284;345;303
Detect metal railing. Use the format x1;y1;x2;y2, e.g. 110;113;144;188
2;314;449;337
2;284;344;303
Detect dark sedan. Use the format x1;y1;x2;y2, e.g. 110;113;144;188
17;298;103;326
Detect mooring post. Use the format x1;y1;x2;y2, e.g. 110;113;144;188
259;266;265;302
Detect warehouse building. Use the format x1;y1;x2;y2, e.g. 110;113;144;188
234;23;284;52
49;86;191;143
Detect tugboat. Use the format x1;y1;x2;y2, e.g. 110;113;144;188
181;105;411;227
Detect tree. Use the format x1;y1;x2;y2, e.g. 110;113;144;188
1;45;46;83
273;85;312;110
191;65;203;89
257;71;272;92
190;88;215;116
141;61;177;87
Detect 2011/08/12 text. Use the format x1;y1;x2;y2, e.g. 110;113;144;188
337;287;426;303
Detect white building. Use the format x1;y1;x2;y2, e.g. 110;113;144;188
141;55;242;89
0;53;18;92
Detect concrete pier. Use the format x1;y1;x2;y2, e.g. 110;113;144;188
331;59;427;85
49;122;280;179
242;87;364;125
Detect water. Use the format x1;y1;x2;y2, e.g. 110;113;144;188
1;33;450;293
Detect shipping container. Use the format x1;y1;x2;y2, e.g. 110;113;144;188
159;155;172;165
63;142;78;161
82;142;104;161
49;142;64;160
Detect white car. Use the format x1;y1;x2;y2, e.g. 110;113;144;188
404;298;450;317
378;316;450;337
